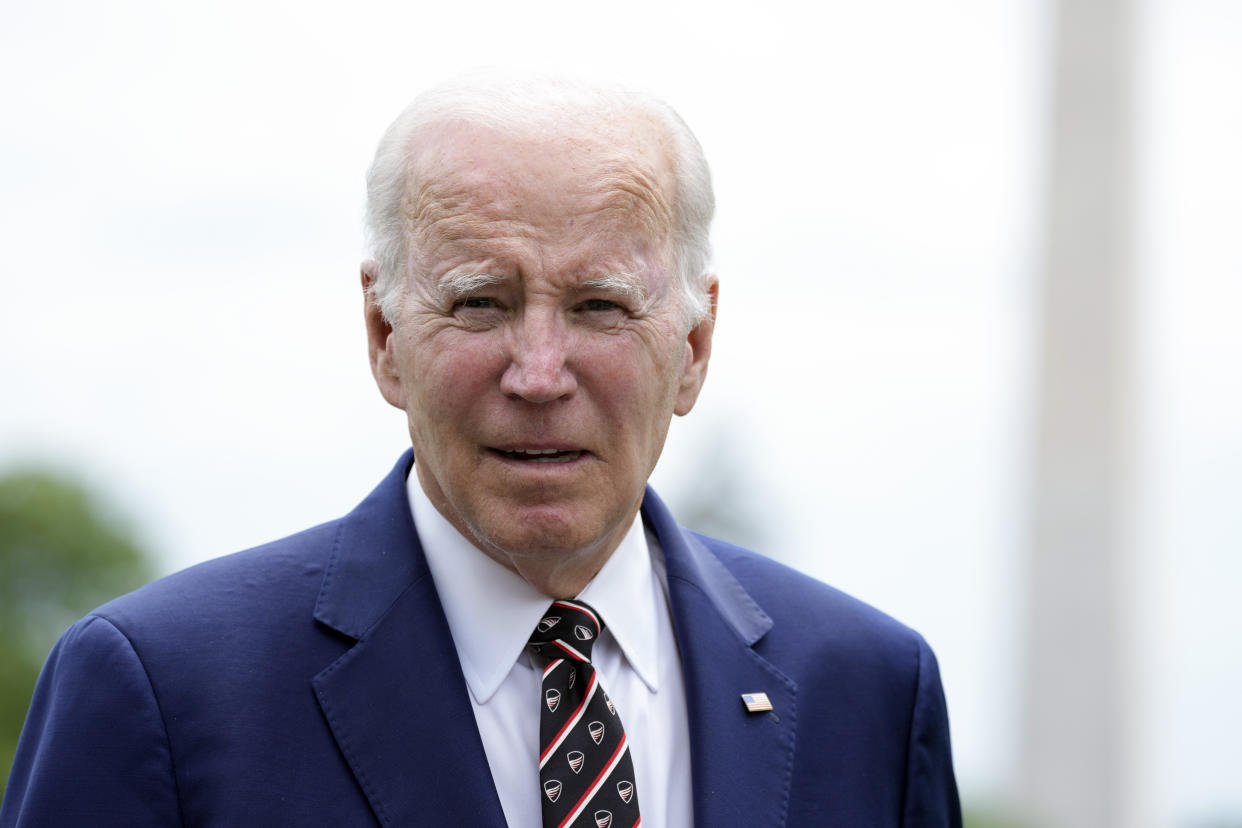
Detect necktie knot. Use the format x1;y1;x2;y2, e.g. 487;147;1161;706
528;599;605;663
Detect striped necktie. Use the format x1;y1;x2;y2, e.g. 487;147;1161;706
528;599;641;828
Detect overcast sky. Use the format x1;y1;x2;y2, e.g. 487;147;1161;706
2;0;1239;823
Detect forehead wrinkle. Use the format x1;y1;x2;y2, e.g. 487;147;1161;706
406;173;506;249
594;161;676;243
401;129;679;279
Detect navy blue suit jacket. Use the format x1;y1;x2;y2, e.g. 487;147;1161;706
2;453;960;826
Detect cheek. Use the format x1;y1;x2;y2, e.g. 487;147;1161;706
402;333;505;415
579;334;684;427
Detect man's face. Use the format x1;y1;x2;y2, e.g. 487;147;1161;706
365;119;715;590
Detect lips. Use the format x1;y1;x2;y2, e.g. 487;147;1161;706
491;447;586;464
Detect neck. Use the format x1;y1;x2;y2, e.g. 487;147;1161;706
470;519;634;599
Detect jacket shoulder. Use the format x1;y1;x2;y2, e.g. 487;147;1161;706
93;519;342;637
686;530;927;658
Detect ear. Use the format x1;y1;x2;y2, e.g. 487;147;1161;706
361;262;408;411
674;278;718;416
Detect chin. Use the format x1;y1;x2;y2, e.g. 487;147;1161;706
475;504;612;558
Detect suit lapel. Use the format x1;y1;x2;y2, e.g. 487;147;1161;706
310;452;506;827
644;489;798;828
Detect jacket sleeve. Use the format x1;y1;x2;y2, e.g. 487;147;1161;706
901;636;963;828
1;615;182;827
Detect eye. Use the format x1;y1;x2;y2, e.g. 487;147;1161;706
460;296;498;309
579;298;624;313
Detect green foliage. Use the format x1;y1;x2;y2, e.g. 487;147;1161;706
0;468;153;794
963;802;1033;828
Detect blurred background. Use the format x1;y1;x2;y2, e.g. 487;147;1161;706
1;0;1238;824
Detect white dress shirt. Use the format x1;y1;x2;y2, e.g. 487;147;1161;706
407;471;693;828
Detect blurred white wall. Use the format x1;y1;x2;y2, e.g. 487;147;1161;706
1138;1;1242;824
1;0;1238;823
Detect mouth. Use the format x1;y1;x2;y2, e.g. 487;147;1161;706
489;447;587;464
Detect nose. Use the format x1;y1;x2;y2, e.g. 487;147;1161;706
498;312;578;403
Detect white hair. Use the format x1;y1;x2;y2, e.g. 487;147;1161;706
363;74;715;330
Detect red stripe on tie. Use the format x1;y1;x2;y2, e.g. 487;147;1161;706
556;734;628;828
539;672;599;767
544;658;564;678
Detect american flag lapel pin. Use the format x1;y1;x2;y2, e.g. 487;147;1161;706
740;692;773;713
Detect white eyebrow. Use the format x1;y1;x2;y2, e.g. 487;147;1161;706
580;273;649;307
436;270;505;301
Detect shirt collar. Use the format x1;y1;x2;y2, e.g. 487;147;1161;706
407;469;662;704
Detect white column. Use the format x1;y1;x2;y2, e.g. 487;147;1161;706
1021;0;1136;825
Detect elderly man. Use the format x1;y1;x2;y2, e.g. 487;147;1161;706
1;78;961;827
